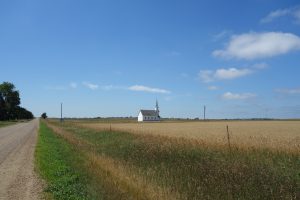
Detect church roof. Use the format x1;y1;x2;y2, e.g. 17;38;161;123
140;110;158;116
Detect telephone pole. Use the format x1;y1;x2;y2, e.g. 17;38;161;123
204;105;206;121
60;103;63;122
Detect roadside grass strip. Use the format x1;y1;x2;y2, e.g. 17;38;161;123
0;121;17;128
35;121;89;200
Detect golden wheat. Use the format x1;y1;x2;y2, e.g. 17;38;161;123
45;120;299;199
78;121;300;152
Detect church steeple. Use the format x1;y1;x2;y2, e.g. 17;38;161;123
155;99;159;116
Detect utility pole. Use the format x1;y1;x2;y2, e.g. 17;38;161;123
60;103;63;122
204;105;206;121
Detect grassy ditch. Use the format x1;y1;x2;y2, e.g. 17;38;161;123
0;121;17;128
45;120;299;200
35;121;91;199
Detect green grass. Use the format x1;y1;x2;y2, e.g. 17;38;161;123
35;121;90;200
0;121;17;128
56;121;299;200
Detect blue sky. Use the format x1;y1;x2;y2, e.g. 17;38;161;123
1;0;300;118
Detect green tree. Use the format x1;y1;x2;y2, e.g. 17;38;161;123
0;92;7;120
41;112;47;119
0;82;33;120
16;106;34;119
0;82;20;120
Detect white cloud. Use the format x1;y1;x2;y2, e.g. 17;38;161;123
213;30;232;41
100;85;125;90
261;9;291;23
70;82;77;89
215;68;253;80
222;92;257;100
261;7;300;24
82;82;99;90
275;88;300;95
198;67;253;82
207;86;218;90
213;32;300;60
128;85;171;94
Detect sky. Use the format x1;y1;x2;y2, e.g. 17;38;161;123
1;0;300;119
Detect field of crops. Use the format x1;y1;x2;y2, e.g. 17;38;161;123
78;120;300;152
39;119;299;199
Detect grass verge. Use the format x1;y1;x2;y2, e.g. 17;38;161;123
35;121;89;199
0;121;17;128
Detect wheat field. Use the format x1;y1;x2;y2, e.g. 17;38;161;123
44;119;299;199
78;120;300;152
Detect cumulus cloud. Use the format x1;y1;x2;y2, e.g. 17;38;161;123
198;67;253;82
215;68;253;80
261;9;292;23
261;7;300;23
222;92;257;100
82;82;99;90
213;32;300;60
128;85;171;94
100;85;125;90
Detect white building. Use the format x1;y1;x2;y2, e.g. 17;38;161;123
138;100;160;122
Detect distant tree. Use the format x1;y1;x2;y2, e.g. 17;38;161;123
0;92;7;120
0;82;20;120
0;82;33;120
41;112;47;119
16;106;34;120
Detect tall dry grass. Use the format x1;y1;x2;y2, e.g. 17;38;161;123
46;121;179;200
78;121;300;152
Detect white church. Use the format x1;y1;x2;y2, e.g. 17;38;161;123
138;100;160;122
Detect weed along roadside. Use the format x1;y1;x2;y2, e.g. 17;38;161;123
36;119;299;199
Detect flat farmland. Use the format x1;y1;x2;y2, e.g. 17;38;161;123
41;119;299;199
78;120;300;152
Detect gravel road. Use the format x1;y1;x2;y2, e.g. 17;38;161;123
0;119;43;200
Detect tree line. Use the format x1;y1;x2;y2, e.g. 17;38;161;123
0;82;33;121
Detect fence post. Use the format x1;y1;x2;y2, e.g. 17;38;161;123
226;125;231;152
